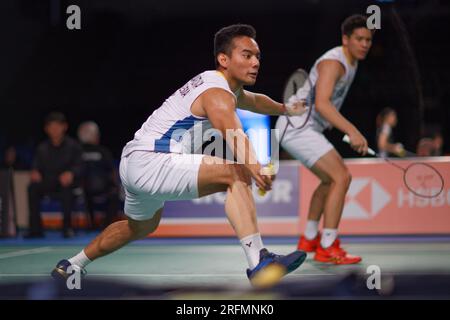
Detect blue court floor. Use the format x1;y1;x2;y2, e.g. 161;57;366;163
1;232;450;299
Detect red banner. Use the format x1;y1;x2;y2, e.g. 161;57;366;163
299;158;450;234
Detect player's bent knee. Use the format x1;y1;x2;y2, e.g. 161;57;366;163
198;161;251;196
128;213;161;239
340;170;352;188
130;222;156;239
227;164;251;186
330;168;351;188
318;182;331;195
223;164;237;186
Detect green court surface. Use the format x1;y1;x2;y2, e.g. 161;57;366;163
1;239;450;299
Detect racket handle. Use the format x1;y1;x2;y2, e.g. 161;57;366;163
258;163;274;196
342;134;350;144
342;134;376;156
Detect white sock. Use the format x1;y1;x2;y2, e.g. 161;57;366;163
240;233;264;270
68;250;92;269
321;229;338;248
304;220;319;240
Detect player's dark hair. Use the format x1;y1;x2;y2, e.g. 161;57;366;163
376;107;396;128
214;24;256;68
45;111;67;125
341;14;369;37
432;131;443;140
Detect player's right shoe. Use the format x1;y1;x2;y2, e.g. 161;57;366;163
297;233;321;252
246;248;306;288
51;259;87;281
314;239;362;265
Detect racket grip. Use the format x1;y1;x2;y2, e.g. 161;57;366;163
342;134;376;156
342;134;350;144
258;163;274;196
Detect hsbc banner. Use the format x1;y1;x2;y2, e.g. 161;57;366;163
299;158;450;235
155;164;300;236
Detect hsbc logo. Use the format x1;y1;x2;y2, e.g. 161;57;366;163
343;178;391;219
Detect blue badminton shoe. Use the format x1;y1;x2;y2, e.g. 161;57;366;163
246;248;306;288
51;259;86;281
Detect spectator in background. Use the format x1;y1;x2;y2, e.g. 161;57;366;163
0;145;29;170
376;108;405;157
78;121;119;229
417;131;444;156
26;112;83;238
431;131;444;156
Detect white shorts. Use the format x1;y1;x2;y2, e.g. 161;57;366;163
275;116;334;168
119;151;205;221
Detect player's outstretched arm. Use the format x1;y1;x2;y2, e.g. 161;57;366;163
199;88;272;191
237;89;285;115
315;60;367;154
237;89;307;116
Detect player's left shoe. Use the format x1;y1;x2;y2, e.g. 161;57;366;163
246;248;306;288
51;259;87;281
314;239;362;265
297;233;321;252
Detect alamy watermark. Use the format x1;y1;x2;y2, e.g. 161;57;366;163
66;266;82;290
66;5;81;30
366;5;381;30
366;265;381;290
65;5;380;32
167;124;282;172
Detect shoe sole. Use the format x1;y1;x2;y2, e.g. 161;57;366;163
286;252;307;274
250;252;308;289
51;267;68;281
314;256;362;265
250;263;286;289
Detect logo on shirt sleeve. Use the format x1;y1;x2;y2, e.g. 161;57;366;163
178;75;204;97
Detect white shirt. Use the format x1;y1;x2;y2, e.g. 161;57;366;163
122;70;235;156
288;46;358;132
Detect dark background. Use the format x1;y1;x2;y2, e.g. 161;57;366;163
1;0;449;163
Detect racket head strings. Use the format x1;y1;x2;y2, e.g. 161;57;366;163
403;162;445;198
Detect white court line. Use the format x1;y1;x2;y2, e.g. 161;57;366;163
89;274;336;277
0;274;51;277
0;273;336;277
0;247;52;260
160;217;299;224
2;272;450;278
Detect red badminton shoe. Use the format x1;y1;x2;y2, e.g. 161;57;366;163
297;233;321;252
314;238;362;265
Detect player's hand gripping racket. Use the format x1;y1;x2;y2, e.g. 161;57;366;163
259;69;313;196
342;134;444;198
278;68;314;143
